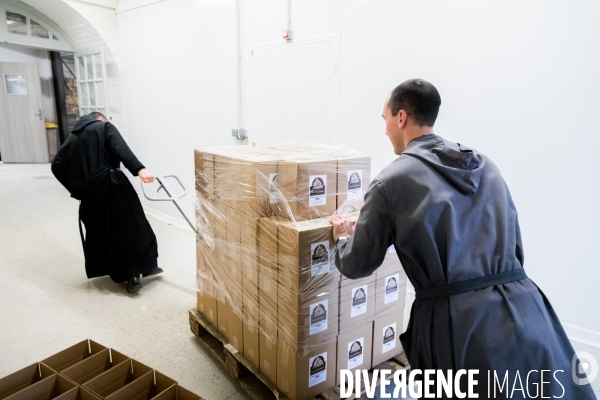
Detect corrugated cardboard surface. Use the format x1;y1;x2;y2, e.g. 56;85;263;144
0;363;55;400
336;156;371;209
54;387;101;400
41;340;107;373
372;310;405;366
278;282;339;349
374;263;407;318
276;340;337;400
339;275;376;335
277;218;340;292
5;375;77;400
60;349;129;385
150;385;201;400
275;160;337;220
103;371;176;400
336;322;374;385
82;360;152;399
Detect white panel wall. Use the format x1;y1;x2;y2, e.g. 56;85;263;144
117;0;600;337
0;43;57;124
118;0;239;224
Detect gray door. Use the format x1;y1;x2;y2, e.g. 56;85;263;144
0;62;48;163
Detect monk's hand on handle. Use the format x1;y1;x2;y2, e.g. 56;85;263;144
138;169;154;183
328;215;356;241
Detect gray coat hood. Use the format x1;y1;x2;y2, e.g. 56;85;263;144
402;134;485;195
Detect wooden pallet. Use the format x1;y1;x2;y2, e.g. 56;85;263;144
189;308;409;400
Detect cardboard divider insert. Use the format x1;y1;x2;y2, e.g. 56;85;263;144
5;374;77;400
82;360;152;399
60;350;129;386
150;386;202;400
53;387;100;400
0;363;56;400
41;341;107;373
104;371;176;400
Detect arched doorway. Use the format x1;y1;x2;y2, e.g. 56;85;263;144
0;0;126;162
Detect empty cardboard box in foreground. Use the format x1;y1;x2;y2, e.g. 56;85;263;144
0;340;204;400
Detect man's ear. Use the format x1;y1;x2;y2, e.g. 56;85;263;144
397;110;407;128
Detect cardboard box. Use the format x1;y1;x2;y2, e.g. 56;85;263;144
258;271;278;385
278;282;339;349
371;310;404;367
60;349;129;385
336;156;371;210
41;340;107;372
374;262;407;318
82;360;152;399
193;151;213;201
0;363;56;400
196;245;218;328
4;374;77;400
236;154;279;219
277;218;340;292
226;206;244;353
339;276;376;335
276;341;337;400
275;159;337;220
103;371;176;400
54;387;101;400
241;219;259;368
336;322;373;385
150;385;202;400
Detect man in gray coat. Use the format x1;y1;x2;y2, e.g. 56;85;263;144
330;79;596;398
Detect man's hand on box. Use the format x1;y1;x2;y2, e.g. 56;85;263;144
329;215;356;242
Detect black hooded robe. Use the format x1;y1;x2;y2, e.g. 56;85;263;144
336;134;596;399
51;115;158;283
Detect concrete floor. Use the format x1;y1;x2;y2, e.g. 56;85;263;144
0;164;248;400
1;163;599;399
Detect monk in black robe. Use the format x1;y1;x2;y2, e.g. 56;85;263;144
51;112;161;293
330;80;597;399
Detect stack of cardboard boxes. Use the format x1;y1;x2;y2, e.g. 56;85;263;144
0;340;203;400
194;145;407;400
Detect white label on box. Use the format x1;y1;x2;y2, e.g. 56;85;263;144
387;245;396;254
308;352;327;387
384;274;400;304
309;299;328;335
350;285;368;318
269;173;279;204
347;337;364;369
310;241;331;277
382;322;397;354
347;170;363;200
309;174;327;207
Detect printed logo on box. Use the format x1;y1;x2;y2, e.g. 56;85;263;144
309;175;327;207
351;285;368;318
347;338;364;370
382;323;397;354
308;352;327;387
310;299;328;335
311;241;331;277
384;274;400;304
269;173;279;204
347;170;363;200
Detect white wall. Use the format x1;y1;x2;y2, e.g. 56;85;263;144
0;43;57;124
62;0;121;65
116;0;600;339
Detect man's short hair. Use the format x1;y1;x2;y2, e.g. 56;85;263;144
89;111;107;120
388;79;441;127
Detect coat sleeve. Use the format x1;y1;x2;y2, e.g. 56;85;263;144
104;122;145;176
51;150;71;193
335;179;394;279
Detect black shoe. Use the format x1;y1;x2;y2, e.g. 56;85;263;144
126;276;142;293
142;267;164;278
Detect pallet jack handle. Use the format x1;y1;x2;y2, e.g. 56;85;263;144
141;175;198;234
